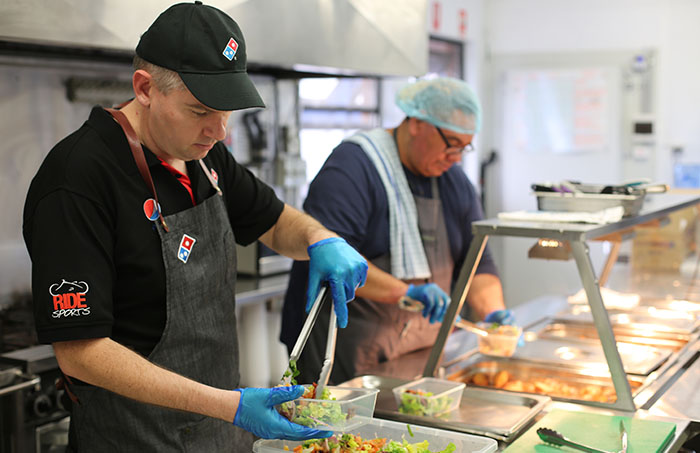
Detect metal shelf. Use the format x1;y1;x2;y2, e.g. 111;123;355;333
423;193;700;412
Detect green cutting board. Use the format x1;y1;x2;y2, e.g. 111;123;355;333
503;409;676;453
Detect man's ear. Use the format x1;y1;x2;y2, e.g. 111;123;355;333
406;117;422;137
132;70;154;107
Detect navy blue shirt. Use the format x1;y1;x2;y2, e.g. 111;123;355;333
281;140;497;349
23;107;284;355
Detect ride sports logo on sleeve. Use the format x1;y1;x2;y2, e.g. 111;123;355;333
49;279;91;318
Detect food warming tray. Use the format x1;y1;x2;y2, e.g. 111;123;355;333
536;321;692;351
510;337;670;376
447;355;645;405
341;375;549;442
553;306;699;335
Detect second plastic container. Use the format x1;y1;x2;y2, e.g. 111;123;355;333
392;377;465;417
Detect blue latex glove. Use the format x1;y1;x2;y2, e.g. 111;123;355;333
484;309;515;326
306;237;368;328
406;283;449;324
484;309;524;346
233;386;331;440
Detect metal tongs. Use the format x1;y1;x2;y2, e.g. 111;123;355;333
283;286;338;396
537;422;629;453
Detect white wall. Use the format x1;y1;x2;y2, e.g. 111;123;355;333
483;0;700;194
428;0;486;185
478;0;700;307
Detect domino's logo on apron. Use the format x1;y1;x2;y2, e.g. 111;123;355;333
178;234;196;263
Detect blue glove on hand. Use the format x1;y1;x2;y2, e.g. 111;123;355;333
406;283;449;324
484;309;515;326
233;386;331;441
307;237;368;328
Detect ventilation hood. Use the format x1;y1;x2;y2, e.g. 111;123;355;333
0;0;428;76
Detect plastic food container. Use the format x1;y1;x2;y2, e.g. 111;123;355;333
277;386;379;432
477;323;522;358
253;417;497;453
392;377;465;417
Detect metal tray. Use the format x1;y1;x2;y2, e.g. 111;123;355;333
340;375;549;442
509;337;670;376
554;306;699;335
447;356;645;405
535;191;645;217
537;321;691;351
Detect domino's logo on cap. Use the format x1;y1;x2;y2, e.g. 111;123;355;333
222;37;238;61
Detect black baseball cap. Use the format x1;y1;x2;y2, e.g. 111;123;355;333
136;1;264;111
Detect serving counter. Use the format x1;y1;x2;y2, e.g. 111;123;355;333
349;193;700;451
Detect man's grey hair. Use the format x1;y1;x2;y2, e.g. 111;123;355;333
133;55;185;94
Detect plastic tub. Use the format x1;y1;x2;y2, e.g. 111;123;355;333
253;417;497;453
477;323;522;358
277;386;379;432
392;377;465;416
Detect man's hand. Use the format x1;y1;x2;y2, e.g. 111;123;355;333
232;386;331;440
484;309;515;326
405;283;449;323
484;309;523;346
306;237;368;328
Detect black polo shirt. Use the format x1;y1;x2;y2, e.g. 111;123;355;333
23;107;284;356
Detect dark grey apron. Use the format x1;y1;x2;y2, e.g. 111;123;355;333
68;110;241;451
297;178;454;385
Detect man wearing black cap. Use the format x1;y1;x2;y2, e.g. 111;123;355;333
22;2;367;451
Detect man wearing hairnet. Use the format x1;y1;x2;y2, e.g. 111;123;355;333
281;77;513;384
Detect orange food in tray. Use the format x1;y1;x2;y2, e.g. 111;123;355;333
467;370;618;403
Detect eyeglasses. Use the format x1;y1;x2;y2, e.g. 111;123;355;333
434;125;474;156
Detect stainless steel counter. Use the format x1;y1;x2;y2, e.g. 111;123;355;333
357;193;700;450
425;193;700;413
359;295;697;451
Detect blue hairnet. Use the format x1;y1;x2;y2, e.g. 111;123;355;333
395;77;481;134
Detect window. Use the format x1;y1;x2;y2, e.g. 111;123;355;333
298;37;465;195
298;77;380;196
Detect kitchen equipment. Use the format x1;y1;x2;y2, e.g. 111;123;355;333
536;321;691;352
282;286;329;384
454;318;488;337
553;306;699;336
537;427;617;453
619;420;628;453
0;363;41;453
0;345;69;453
281;284;344;419
236;241;292;277
507;337;670;376
503;409;675;453
341;375;549;442
253;417;498;453
448;357;646;404
535;191;645;217
316;304;337;396
533;181;668;217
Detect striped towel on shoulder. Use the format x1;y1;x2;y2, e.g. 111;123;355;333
344;129;431;280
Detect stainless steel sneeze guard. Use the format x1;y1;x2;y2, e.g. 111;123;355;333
423;193;700;412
